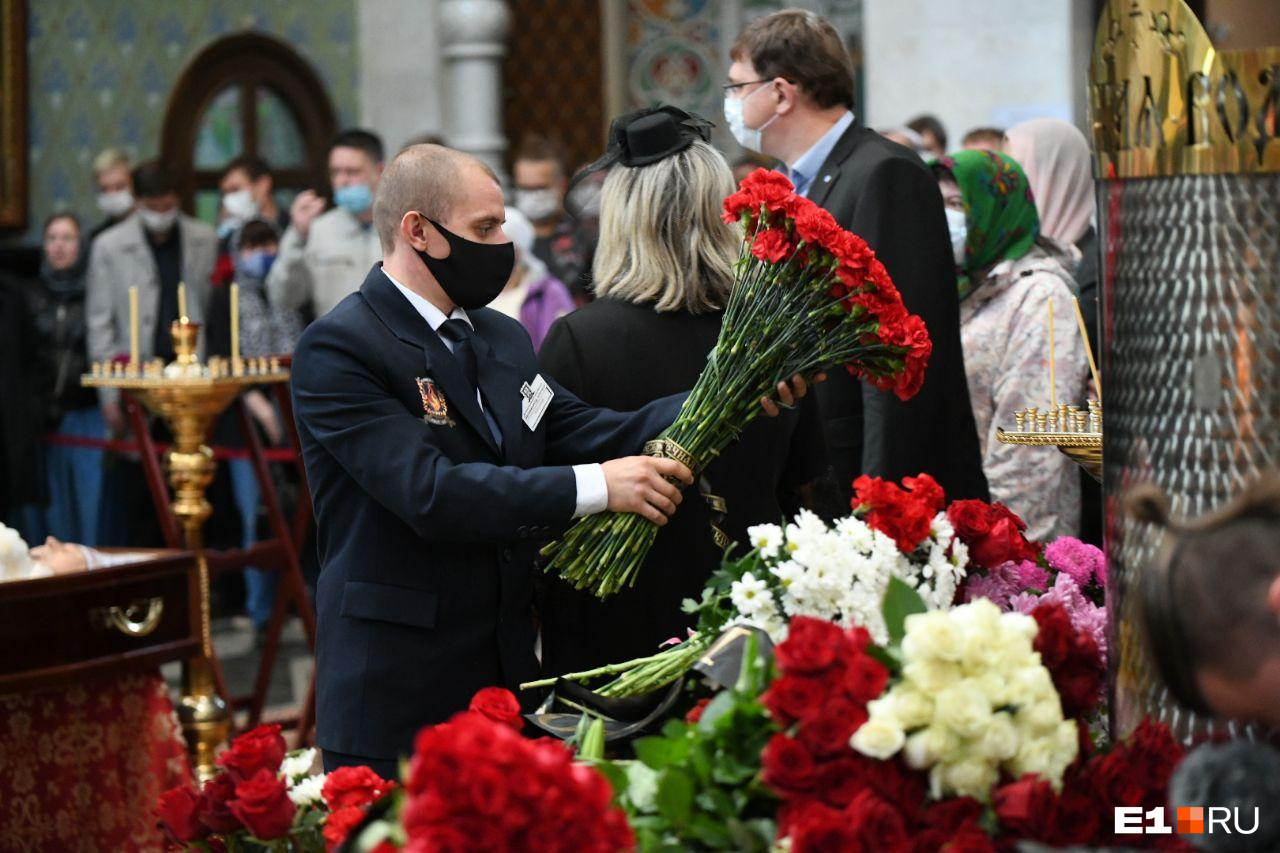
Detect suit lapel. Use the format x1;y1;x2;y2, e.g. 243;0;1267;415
360;268;502;459
805;123;863;208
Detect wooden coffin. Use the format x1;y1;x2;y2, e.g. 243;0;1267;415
0;550;200;694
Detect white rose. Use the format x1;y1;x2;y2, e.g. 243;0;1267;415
1009;665;1056;703
888;686;935;729
902;659;962;694
1015;697;1065;736
849;717;906;760
902;611;965;662
939;758;999;801
903;725;958;770
978;711;1020;762
935;680;993;739
280;748;318;781
287;773;326;807
1007;736;1059;782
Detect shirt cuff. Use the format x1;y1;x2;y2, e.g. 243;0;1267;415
572;463;608;518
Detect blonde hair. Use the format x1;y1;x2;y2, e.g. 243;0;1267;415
92;148;131;178
592;139;738;314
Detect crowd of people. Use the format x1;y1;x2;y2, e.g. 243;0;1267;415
1;9;1110;717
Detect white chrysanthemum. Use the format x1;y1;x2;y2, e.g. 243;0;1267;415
287;773;326;807
625;762;660;812
280;748;317;782
730;572;775;620
747;523;784;560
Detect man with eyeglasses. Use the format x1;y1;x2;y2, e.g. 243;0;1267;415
725;9;989;506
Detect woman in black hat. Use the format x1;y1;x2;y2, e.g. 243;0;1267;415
538;107;830;675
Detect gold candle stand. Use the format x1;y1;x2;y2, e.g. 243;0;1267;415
83;321;289;780
996;399;1103;482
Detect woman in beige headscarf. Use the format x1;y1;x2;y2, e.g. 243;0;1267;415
1004;118;1102;546
1003;118;1098;361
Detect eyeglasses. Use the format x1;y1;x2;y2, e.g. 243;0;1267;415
722;78;771;96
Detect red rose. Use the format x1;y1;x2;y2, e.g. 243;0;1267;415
775;616;845;674
947;500;993;540
843;651;890;705
468;686;524;731
922;796;984;834
947;500;1038;569
156;785;206;844
846;789;909;852
196;772;242;834
1032;602;1104;719
813;755;872;809
324;804;367;850
797;698;868;759
762;674;830;726
761;733;817;794
787;801;861;853
228;769;297;840
994;774;1058;840
1051;784;1101;845
684;697;710;724
750;227;794;264
323;764;395;811
216;723;287;782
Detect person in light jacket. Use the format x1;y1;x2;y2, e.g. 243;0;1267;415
488;207;574;352
932;150;1088;541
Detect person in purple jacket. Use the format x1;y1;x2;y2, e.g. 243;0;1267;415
489;207;575;351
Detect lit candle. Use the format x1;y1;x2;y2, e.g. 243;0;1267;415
230;282;240;364
178;281;187;322
1047;298;1057;413
128;286;139;366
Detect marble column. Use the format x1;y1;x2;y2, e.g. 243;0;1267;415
439;0;512;180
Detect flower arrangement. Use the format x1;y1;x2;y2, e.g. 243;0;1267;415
155;723;395;851
849;598;1079;800
542;169;932;599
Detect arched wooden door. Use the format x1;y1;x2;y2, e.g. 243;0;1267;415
161;33;337;220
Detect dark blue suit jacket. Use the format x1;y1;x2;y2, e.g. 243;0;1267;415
292;265;682;759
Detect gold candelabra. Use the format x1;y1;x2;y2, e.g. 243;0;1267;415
83;314;289;780
997;400;1103;482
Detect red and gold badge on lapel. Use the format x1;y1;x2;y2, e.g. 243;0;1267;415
416;377;454;426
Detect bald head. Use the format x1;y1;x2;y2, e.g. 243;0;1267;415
373;144;500;253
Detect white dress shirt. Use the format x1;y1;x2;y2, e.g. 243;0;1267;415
383;268;608;517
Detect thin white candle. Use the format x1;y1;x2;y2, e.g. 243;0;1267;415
129;286;139;366
178;281;187;322
1048;298;1057;412
230;282;240;364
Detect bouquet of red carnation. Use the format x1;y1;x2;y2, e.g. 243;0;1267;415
544;169;932;598
402;697;633;852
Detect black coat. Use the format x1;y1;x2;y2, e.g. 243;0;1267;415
0;277;46;513
291;266;682;759
537;297;828;674
806;124;988;503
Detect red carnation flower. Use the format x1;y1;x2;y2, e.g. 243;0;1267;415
684;697;711;724
216;723;287;783
323;805;367;850
156;785;207;844
750;227;794;264
323;764;395;811
852;473;945;552
228;769;296;841
468;686;524;731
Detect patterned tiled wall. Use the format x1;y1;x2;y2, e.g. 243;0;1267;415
12;0;358;245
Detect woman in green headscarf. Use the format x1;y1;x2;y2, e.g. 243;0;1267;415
930;149;1088;541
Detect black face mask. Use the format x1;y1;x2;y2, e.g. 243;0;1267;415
415;216;515;310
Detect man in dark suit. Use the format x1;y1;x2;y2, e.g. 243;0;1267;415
725;10;988;505
293;143;811;777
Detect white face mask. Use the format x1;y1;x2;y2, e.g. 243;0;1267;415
97;190;134;218
513;187;561;223
723;83;778;153
945;207;968;266
138;206;179;234
222;188;259;222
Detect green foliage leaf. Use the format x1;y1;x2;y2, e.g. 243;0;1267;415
655;768;694;826
883;575;927;646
